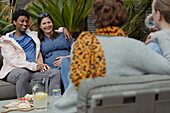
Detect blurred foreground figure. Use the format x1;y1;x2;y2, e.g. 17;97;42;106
53;0;170;113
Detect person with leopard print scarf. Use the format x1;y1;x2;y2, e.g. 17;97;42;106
53;0;170;113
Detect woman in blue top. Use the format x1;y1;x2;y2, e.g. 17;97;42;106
37;13;74;90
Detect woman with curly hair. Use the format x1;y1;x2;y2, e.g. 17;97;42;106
53;0;170;113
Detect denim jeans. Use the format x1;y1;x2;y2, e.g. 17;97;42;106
61;57;71;90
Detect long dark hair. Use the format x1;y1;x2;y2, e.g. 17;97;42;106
37;13;59;42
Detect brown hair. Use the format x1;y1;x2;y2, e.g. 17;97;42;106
154;0;170;24
37;13;59;42
92;0;126;28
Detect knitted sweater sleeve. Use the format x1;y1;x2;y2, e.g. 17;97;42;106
152;30;170;60
140;31;170;74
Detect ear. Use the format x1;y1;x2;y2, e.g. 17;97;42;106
13;20;17;26
156;10;162;21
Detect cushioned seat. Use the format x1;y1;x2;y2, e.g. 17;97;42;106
0;80;16;100
77;75;170;113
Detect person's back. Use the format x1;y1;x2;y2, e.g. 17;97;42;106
53;0;170;113
96;35;170;76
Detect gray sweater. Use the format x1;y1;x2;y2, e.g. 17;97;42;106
98;30;170;77
53;30;170;113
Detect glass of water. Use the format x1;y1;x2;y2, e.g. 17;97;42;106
145;14;155;28
53;85;61;98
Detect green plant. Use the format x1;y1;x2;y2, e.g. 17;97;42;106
0;0;16;36
25;0;94;37
122;0;153;41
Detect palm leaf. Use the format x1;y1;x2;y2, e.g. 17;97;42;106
25;0;94;38
0;1;16;35
122;0;152;40
0;20;10;25
58;0;63;13
31;2;43;11
1;23;13;33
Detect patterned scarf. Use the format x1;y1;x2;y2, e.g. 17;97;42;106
70;26;127;90
94;26;127;37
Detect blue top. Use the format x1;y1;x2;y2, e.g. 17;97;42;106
9;33;36;62
41;33;74;69
146;41;163;55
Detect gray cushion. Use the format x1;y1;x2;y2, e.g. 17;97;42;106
0;80;32;100
77;74;170;113
0;80;16;100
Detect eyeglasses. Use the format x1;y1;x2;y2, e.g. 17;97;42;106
38;13;49;18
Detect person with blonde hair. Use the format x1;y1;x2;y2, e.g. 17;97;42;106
146;0;170;54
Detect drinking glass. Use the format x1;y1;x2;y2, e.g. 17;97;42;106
31;78;48;111
145;14;155;28
53;85;61;98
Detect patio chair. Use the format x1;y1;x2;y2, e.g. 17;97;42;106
77;74;170;113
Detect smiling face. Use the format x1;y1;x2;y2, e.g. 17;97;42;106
39;17;54;36
13;15;29;35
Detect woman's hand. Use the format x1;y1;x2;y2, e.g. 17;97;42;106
37;64;50;72
63;28;72;42
145;28;159;44
145;32;154;44
53;56;65;67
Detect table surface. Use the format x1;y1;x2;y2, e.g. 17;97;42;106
0;96;60;113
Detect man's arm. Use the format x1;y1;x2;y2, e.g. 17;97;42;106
0;39;37;71
55;27;72;42
36;52;44;64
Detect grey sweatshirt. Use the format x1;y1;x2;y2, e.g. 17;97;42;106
97;30;170;77
53;30;170;113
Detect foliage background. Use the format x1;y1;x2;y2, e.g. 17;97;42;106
0;0;153;41
25;0;94;38
122;0;153;41
0;0;16;36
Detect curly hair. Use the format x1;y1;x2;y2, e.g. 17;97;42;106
12;9;30;27
154;0;170;24
92;0;126;28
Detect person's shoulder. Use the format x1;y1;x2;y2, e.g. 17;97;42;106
56;32;65;39
152;30;170;40
153;30;167;36
0;30;15;41
25;29;39;41
59;32;65;36
113;37;147;49
4;30;15;37
77;31;92;40
26;29;37;35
